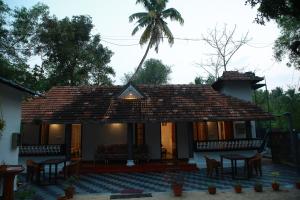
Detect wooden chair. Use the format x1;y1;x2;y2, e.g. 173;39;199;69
204;156;221;177
64;161;80;178
26;160;44;183
248;153;262;177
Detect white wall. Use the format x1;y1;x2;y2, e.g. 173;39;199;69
145;123;161;160
81;123;127;160
176;122;189;159
219;81;256;138
220;81;252;102
0;82;28;192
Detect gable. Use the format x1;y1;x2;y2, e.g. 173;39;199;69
118;84;143;100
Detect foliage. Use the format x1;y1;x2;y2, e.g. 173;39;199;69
271;171;280;183
15;185;36;200
129;0;183;79
0;118;5;132
123;58;171;84
0;0;115;92
254;87;300;130
245;0;300;69
63;176;78;189
194;75;216;85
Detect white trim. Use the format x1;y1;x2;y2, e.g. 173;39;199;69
126;160;135;167
118;85;143;99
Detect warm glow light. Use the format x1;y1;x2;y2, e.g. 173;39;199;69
110;123;123;128
49;124;61;129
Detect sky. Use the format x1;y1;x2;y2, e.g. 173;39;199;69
6;0;300;90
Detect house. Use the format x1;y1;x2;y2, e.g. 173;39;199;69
0;76;35;193
20;71;272;168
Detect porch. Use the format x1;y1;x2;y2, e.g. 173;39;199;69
20;120;262;165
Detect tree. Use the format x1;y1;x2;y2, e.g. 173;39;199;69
129;0;183;80
201;24;250;72
245;0;300;69
0;0;115;91
123;58;171;84
35;16;115;88
194;74;216;85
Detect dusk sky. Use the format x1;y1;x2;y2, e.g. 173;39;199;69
6;0;300;90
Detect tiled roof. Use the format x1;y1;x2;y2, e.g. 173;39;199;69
22;85;273;123
0;76;36;95
219;71;263;82
212;71;264;90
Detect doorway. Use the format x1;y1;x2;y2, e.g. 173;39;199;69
160;122;176;160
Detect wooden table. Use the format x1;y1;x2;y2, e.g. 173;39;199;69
38;158;67;185
0;165;24;200
220;154;252;179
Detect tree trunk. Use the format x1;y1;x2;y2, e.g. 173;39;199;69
130;40;152;82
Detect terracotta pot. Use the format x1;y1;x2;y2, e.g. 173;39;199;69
57;196;67;200
208;187;216;195
296;182;300;189
64;186;75;199
254;185;263;192
234;185;242;193
172;183;183;197
272;183;280;191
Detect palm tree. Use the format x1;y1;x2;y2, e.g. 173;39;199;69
129;0;184;80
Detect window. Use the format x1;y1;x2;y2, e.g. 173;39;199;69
233;121;246;139
193;122;207;141
207;122;218;140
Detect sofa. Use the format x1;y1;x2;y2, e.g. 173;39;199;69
94;144;149;164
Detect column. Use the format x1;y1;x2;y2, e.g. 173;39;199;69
187;122;196;164
65;124;72;160
127;123;134;166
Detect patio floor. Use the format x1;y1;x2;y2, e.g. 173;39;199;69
17;160;300;200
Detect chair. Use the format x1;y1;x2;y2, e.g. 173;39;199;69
64;161;80;178
26;160;44;183
204;156;221;177
248;153;262;177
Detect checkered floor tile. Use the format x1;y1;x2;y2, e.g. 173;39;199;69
16;163;300;200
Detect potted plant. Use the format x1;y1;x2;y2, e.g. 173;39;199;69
254;182;263;192
15;186;36;200
166;169;184;197
296;180;300;189
234;182;242;193
271;171;280;191
63;176;77;199
208;184;216;194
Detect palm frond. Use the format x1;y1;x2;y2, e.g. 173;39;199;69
161;21;174;45
139;25;153;46
129;12;148;22
162;8;184;25
136;0;153;11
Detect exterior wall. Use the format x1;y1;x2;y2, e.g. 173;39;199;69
219;81;256;137
49;124;65;144
22;124;40;145
145;123;161;160
81;123;127;161
219;81;252;102
0;82;27;192
176;122;189;159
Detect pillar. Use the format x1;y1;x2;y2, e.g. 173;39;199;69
187;122;196;164
127;123;134;166
65;124;72;160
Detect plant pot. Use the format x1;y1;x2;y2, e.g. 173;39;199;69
296;182;300;189
208;187;216;195
57;196;67;200
272;183;280;191
172;183;183;197
254;185;263;192
64;186;75;199
234;185;242;193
